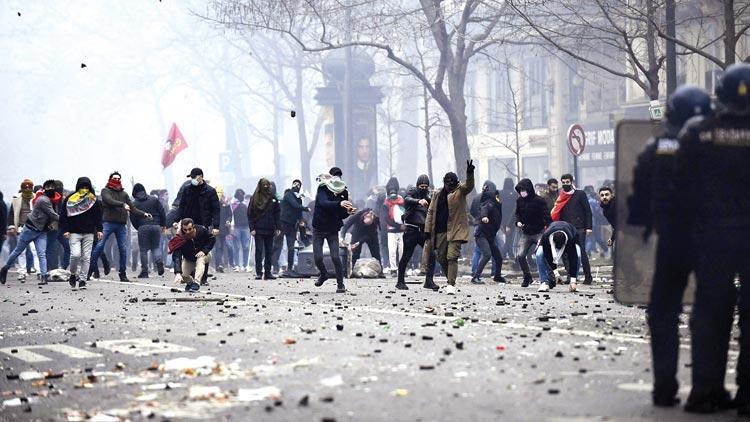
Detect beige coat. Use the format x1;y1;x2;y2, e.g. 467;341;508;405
424;170;475;243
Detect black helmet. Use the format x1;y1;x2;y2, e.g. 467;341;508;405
665;85;712;133
716;63;750;114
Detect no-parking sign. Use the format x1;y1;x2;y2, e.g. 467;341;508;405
567;124;586;156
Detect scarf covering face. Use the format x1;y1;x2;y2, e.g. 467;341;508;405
550;187;575;221
106;178;123;191
317;174;347;195
251;178;273;214
32;190;62;207
66;189;97;217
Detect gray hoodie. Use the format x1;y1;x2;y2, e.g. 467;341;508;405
26;195;59;232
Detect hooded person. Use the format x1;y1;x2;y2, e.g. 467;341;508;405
469;180;501;283
0;180;60;285
213;186;235;274
248;178;281;280
89;171;151;282
59;177;102;289
515;178;552;287
312;167;354;293
381;177;405;276
423;160;475;294
130;183;167;279
42;180;67;271
277;179;309;275
535;221;581;293
498;177;519;259
231;188;251;271
396;174;438;290
471;181;505;284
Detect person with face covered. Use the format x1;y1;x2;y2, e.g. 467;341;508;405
382;177;405;276
396;175;438;290
424;160;475;295
342;208;381;270
59;177;102;289
278;179;309;275
248;178;281;280
168;218;215;293
312;167;355;293
6;179;37;274
515;178;551;287
230;189;251;271
0;180;60;285
173;168;221;237
471;181;506;285
130;183;167;278
551;174;593;284
89;171;151;282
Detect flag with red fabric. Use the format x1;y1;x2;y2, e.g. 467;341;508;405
161;123;188;169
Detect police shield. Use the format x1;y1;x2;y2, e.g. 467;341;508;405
613;120;696;304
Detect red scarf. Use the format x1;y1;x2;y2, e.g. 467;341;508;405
31;190;62;207
550;189;574;221
168;233;187;254
106;178;123;191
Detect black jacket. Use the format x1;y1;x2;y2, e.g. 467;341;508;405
174;225;216;263
600;197;617;241
342;208;379;240
540;221;579;273
402;186;431;227
131;191;166;229
175;183;221;230
312;185;350;233
232;201;249;228
559;190;592;230
0;191;7;239
219;203;233;236
514;178;551;236
280;189;307;226
477;190;502;238
248;198;280;236
498;178;518;229
59;197;103;235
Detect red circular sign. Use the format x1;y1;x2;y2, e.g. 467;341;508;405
567;124;586;156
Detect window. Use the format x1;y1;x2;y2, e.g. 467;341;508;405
466;71;477;136
522;58;548;129
521;155;548;183
489;157;516;182
488;66;511;133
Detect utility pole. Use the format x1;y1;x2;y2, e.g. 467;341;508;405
665;0;677;96
342;2;353;179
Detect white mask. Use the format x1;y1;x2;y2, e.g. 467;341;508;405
190;178;200;186
520;191;528;198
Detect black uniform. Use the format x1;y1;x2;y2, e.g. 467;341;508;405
396;175;437;285
678;113;750;410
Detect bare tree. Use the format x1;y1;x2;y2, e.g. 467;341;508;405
204;0;517;178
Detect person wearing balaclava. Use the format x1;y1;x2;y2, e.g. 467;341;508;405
423;160;475;295
471;181;505;285
59;177;102;289
381;177;405;277
514;178;551;287
89;171;151;283
248;178;281;280
6;179;36;275
0;180;60;285
396;174;437;290
44;180;67;271
231;188;251;271
278;179;310;275
130;183;167;279
312;167;355;293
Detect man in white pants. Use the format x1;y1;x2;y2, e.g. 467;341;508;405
59;177;103;289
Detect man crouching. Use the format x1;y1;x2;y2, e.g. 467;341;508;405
168;218;215;292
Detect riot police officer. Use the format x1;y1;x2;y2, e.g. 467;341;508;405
678;64;750;415
628;84;713;408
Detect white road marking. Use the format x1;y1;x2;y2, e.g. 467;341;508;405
96;338;194;356
0;344;102;363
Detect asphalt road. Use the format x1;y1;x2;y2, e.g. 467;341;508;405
0;262;740;421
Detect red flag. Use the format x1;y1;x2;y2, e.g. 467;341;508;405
161;123;188;169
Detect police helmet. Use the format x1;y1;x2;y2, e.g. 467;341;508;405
665;84;712;129
715;63;750;114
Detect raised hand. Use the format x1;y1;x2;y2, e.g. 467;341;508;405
466;159;475;173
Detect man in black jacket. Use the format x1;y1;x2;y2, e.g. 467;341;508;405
535;221;580;292
598;186;616;247
312;167;355;293
169;218;215;293
552;174;593;284
278;179;309;275
248;178;281;280
396;175;437;290
498;178;519;259
342;208;381;270
515;178;551;287
131;183;167;278
471;182;505;284
173;168;220;236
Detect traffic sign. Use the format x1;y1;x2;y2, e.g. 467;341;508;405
567;124;586;156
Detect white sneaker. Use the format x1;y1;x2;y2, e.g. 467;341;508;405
444;285;457;295
233;266;240;272
538;283;549;292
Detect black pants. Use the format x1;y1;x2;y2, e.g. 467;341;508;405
254;234;274;276
690;230;750;400
312;229;343;281
271;230;284;272
475;232;503;279
575;230;592;280
647;232;692;398
397;226;435;283
276;223;298;271
516;233;541;279
351;234;381;268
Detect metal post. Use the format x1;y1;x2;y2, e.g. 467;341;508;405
666;0;677;96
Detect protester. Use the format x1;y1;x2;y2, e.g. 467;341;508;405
214;187;235;273
173;168;220;236
0;180;60;285
598;186;617;247
396;175;438;291
131;183;167;278
535;221;581;293
498;177;519;260
551;174;593;284
312;167;354;293
45;180;67;271
382;177;405;276
231;188;251;271
279;179;309;275
471;181;505;285
424;160;475;295
59;177;102;289
168;218;215;293
6;179;37;274
542;178;559;213
248;178;281;280
0;190;6;263
515;178;551;287
342;208;381;270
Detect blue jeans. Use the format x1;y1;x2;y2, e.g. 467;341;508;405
7;234;34;271
5;226;48;276
234;227;251;267
471;235;499;275
46;229;70;270
91;222;128;273
535;244;581;284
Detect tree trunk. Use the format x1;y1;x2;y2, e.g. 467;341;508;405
724;0;736;67
446;68;471;180
646;0;661;100
294;66;312;189
422;86;434;185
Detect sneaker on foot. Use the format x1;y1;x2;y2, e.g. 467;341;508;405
444;285;457;295
119;273;130;282
217;265;224;273
395;282;409;290
137;272;149;279
156;261;165;276
69;274;78;288
254;274;263;280
102;261;111;275
493;276;507;284
78;279;87;289
264;274;277;280
423;280;439;291
315;274;328;287
335;283;346;293
538;283;549;292
470;277;484;285
521;276;533;287
0;266;8;284
185;281;200;293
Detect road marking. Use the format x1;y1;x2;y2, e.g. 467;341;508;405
95;338;194;356
0;344;102;363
